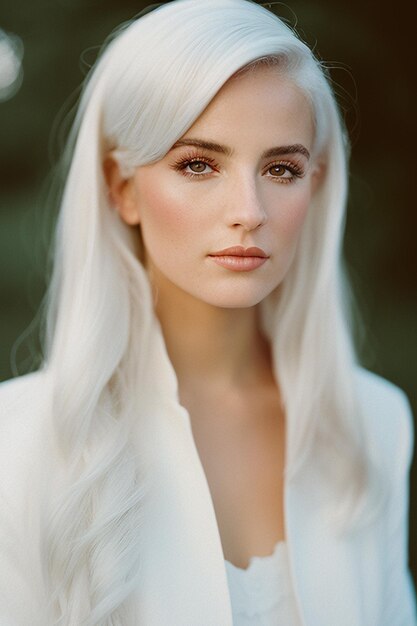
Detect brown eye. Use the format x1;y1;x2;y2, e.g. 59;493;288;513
189;161;208;173
268;164;288;177
170;155;217;178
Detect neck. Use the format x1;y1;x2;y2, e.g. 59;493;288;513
149;270;273;393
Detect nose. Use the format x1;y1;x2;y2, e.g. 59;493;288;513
226;177;268;231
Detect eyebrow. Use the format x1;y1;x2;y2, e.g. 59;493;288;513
170;138;310;160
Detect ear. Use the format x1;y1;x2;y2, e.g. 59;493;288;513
310;158;326;195
103;156;141;226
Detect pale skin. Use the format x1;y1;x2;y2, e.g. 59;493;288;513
105;66;323;569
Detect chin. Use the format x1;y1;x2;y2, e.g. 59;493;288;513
199;285;278;309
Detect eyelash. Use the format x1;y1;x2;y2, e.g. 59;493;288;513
170;154;220;180
264;160;305;183
169;153;305;183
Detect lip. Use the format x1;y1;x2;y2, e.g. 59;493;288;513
209;246;269;258
209;255;268;271
208;245;269;272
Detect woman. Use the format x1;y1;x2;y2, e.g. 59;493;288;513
0;1;415;624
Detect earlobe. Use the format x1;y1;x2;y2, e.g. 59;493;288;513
103;156;141;226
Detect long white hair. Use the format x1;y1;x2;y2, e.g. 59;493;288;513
39;1;386;623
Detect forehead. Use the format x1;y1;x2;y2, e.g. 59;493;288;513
183;65;315;152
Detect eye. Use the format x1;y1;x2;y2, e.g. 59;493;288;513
264;160;305;183
268;164;290;177
170;154;218;179
186;160;213;174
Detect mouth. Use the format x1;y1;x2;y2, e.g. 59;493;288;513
208;246;269;272
209;245;269;258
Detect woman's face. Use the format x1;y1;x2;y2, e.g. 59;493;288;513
112;66;322;308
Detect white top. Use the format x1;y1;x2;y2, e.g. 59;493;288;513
224;540;302;625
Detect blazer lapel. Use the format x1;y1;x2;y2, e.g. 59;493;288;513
134;313;234;625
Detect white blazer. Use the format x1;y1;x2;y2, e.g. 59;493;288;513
0;318;416;625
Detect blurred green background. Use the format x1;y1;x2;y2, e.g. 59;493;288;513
1;0;416;586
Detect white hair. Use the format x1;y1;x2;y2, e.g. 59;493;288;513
38;0;387;623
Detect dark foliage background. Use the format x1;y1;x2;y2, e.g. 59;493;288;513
1;0;416;586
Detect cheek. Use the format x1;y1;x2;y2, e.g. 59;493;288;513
269;185;311;242
137;179;198;250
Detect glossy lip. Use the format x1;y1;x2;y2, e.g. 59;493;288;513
209;245;269;258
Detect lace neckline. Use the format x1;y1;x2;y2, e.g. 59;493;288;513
224;539;287;573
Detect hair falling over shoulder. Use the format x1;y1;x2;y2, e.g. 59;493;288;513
38;1;387;623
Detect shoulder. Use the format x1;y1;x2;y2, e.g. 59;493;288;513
0;368;52;441
0;368;49;409
0;369;54;502
0;372;54;622
354;365;412;416
353;365;414;469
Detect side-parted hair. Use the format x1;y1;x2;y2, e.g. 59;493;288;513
40;1;387;623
